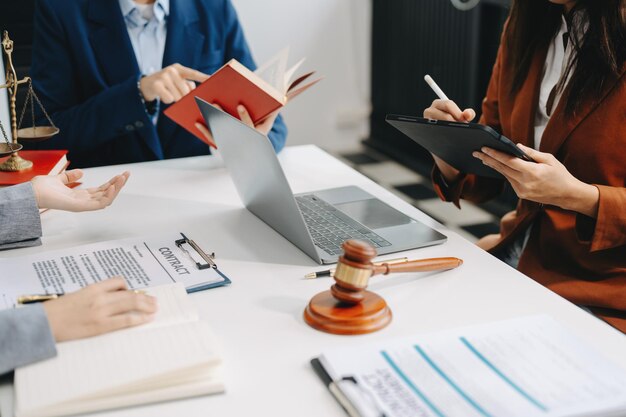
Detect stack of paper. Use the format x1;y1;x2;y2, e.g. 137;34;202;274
315;315;626;417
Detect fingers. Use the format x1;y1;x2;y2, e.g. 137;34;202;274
62;169;84;184
93;172;129;193
194;122;217;148
237;105;254;127
151;80;175;104
423;108;457;122
106;290;158;316
517;143;554;164
427;100;466;121
473;148;523;180
423;100;476;123
89;276;128;293
462;108;476;122
99;311;156;334
175;64;210;83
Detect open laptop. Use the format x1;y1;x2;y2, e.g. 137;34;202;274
196;98;447;264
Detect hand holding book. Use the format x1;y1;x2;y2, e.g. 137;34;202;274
194;104;280;149
165;48;320;147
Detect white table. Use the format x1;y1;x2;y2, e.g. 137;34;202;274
2;145;626;417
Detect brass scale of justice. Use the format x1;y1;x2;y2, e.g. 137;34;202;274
0;31;59;171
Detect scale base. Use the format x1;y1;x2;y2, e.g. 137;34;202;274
0;152;33;171
304;290;392;335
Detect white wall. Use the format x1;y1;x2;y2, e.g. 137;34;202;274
230;0;372;152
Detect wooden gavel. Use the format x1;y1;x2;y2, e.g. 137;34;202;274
330;240;463;305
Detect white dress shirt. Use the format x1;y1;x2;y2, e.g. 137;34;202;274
118;0;169;76
533;15;574;149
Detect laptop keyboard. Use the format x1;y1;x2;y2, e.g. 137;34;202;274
295;194;392;256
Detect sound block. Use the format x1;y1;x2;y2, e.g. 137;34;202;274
304;290;392;335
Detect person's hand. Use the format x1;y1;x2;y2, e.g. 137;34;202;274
473;144;600;217
43;277;158;342
193;104;279;148
423;99;476;123
235;105;279;136
32;170;130;212
139;63;209;104
194;122;217;149
423;100;476;182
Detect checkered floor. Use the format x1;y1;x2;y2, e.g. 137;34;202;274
331;146;507;243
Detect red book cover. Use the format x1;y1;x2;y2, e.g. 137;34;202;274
0;150;68;186
164;60;284;147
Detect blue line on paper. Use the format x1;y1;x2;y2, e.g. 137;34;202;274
459;337;548;412
414;344;493;417
380;350;446;417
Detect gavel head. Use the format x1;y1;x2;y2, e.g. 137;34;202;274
331;240;377;305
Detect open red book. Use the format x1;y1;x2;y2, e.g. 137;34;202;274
164;49;320;147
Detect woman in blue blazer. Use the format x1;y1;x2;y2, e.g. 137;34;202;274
28;0;287;168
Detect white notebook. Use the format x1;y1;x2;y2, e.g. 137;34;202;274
14;284;223;417
314;315;626;417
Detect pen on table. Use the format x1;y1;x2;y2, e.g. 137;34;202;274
17;289;146;305
304;257;409;279
424;74;449;101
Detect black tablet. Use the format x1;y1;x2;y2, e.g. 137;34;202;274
385;114;533;178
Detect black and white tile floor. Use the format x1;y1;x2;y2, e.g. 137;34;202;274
332;146;506;243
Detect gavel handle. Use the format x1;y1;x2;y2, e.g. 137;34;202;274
373;257;463;275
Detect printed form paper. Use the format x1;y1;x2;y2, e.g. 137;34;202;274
0;234;225;309
320;315;626;417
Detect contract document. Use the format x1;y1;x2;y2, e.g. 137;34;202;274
314;315;626;417
0;233;230;309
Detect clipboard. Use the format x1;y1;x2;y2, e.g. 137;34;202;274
175;232;232;293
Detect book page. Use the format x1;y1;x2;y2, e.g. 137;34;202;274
0;232;228;310
283;57;305;92
15;321;221;417
136;283;198;330
254;47;289;94
320;315;626;417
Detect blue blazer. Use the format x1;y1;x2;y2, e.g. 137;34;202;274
29;0;287;168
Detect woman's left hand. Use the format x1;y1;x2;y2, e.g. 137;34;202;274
194;104;278;149
236;105;279;136
473;144;599;217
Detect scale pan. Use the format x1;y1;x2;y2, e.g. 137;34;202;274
0;142;23;157
17;126;59;142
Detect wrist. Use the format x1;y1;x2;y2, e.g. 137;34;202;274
562;181;599;217
137;77;158;112
30;179;43;208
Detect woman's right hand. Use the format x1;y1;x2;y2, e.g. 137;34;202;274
43;277;157;342
423;100;476;182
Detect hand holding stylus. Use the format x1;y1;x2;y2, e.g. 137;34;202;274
422;75;475;181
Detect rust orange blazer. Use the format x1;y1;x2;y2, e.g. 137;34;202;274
432;31;626;331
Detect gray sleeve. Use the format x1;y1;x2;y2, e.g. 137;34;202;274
0;183;43;250
0;305;57;375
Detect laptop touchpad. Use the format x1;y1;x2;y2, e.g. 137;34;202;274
335;199;413;230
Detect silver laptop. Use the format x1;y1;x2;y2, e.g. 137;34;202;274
196;98;447;264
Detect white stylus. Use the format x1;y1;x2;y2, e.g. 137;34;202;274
424;74;449;101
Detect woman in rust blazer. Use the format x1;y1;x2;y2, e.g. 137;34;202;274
424;0;626;330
